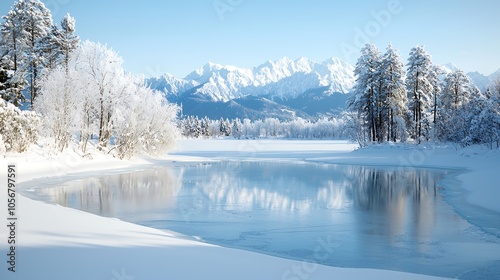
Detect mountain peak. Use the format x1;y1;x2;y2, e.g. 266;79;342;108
154;56;356;102
323;57;343;64
275;56;294;64
204;61;224;71
442;63;460;74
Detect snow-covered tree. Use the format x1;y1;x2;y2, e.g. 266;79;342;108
113;82;179;159
201;117;210;137
232;118;242;139
380;44;407;142
15;0;52;106
218;117;232;136
349;44;382;144
35;63;78;152
0;8;29;107
187;116;201;138
0;99;39;153
465;80;500;148
429;65;444;136
40;13;79;72
438;69;476;142
0;58;26;106
71;41;126;148
406;46;434;142
36;40;180;157
441;70;472;110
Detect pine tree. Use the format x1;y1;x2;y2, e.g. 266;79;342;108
59;14;79;73
0;9;29;107
380;44;407;142
406;46;434;143
189;117;201;138
201;117;210;137
224;118;232;136
1;0;53;107
349;44;382;144
21;0;53;106
483;84;500;148
442;70;472;110
232;118;241;138
0;56;27;106
429;65;444;139
465;81;500;148
438;69;475;142
40;13;79;72
219;117;226;136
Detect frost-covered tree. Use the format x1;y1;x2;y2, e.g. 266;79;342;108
349;44;382;144
40;13;79;72
380;44;407;142
406;46;434;142
441;70;472;110
232;118;242;139
465;80;500;148
438;69;475;142
71;41;126;148
36;40;180;156
14;0;52;106
219;117;232;136
0;57;26;106
0;99;39;153
264;118;280;137
224;118;232;136
187;116;201;138
1;0;53;107
0;8;29;107
35;63;79;151
58;14;79;71
113;82;179;159
201;117;210;137
429;65;444;132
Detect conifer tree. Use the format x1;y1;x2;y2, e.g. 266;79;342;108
380;44;407;142
406;46;434;142
349;44;382;144
1;0;53;107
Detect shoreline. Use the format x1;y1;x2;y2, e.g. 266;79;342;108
3;139;499;279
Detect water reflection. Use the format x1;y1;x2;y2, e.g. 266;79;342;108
28;162;500;278
37;162;446;233
38;167;182;217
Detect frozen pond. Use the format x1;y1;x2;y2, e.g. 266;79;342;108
23;162;500;279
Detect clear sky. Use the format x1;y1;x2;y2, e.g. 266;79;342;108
1;0;499;78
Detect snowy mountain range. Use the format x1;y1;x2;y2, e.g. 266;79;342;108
147;57;355;120
147;58;498;120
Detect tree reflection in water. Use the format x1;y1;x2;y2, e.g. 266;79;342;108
37;162;448;233
38;167;182;217
33;162;491;278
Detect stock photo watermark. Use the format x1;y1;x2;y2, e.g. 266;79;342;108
213;0;244;21
397;144;437;173
282;235;339;280
6;164;18;273
340;0;406;62
111;267;135;280
43;0;71;17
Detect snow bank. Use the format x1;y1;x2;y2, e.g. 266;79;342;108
3;139;497;280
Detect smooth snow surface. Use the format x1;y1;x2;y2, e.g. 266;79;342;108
1;139;499;280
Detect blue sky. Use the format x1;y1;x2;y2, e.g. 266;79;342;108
1;0;499;77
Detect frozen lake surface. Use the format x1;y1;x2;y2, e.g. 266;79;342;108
24;161;500;279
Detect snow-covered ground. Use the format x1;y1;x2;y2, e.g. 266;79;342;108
1;139;499;280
